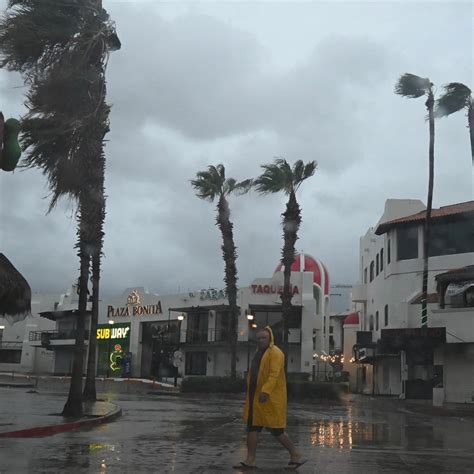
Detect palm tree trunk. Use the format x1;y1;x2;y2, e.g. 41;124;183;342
468;103;474;192
83;252;100;401
216;194;238;380
421;90;435;328
281;190;301;372
62;224;89;417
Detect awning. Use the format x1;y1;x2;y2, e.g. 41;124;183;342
0;254;31;324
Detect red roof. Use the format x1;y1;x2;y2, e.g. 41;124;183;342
375;201;474;235
274;253;330;295
343;312;359;325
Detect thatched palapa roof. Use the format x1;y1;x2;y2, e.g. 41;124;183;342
0;253;31;323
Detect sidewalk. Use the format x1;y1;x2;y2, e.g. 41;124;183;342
0;387;121;437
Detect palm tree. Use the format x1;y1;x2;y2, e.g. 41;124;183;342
253;158;317;368
395;73;435;328
0;1;119;415
191;165;251;380
435;83;473;177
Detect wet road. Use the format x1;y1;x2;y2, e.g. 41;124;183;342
1;392;474;473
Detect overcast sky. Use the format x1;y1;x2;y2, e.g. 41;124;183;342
0;0;472;298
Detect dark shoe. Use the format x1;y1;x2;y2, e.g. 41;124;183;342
233;461;258;470
285;459;308;470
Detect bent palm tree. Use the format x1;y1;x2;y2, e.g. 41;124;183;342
395;73;435;328
435;83;473;186
0;1;119;414
253;158;317;369
191;165;251;380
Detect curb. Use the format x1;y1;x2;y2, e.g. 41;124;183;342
0;382;36;388
0;403;122;438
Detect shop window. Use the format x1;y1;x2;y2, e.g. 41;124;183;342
370;261;374;282
185;351;207;375
0;350;21;364
380;248;384;271
375;311;379;331
397;225;418;261
384;305;389;326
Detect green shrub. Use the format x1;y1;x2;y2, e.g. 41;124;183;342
181;376;246;393
287;382;348;400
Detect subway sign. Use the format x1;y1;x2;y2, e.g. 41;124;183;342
96;323;131;341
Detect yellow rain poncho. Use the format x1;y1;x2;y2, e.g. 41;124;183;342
243;326;287;429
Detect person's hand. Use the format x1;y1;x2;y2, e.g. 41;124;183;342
259;392;269;403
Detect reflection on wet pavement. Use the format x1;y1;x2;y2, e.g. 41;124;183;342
1;393;474;473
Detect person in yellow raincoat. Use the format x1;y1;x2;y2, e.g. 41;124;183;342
233;326;307;471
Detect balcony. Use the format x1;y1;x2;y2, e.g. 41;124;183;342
352;283;367;303
431;308;474;343
29;330;90;348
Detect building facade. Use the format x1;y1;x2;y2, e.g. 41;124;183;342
346;199;474;403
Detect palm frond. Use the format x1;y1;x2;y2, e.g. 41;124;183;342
435;82;471;118
395;73;432;99
191;164;226;201
233;178;253;195
253;161;287;195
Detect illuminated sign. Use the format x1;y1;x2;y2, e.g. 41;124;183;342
107;301;162;318
96;326;130;340
251;284;299;295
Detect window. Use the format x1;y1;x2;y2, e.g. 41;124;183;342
185;351;207;375
397;225;418;261
369;315;374;331
370;261;375;282
0;350;21;364
376;311;379;331
329;326;334;334
364;268;368;284
380;248;384;271
429;218;474;257
376;254;379;276
384;305;389;326
388;239;391;264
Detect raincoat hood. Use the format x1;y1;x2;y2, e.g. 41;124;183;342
265;325;275;347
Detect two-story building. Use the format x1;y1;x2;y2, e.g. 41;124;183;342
98;253;330;379
346;199;474;403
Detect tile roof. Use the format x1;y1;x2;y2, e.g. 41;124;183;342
375;201;474;235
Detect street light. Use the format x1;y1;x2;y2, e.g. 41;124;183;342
106;320;115;377
178;314;185;321
246;313;255;373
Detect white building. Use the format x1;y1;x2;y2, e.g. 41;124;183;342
28;253;335;380
0;293;56;374
346;199;474;403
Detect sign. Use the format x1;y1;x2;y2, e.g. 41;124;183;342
251;284;299;295
380;327;446;351
200;288;227;301
107;301;162;318
127;289;141;305
97;326;130;340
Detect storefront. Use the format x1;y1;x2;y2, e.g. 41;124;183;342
97;253;331;380
96;322;131;377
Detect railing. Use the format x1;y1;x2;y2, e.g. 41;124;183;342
29;330;90;342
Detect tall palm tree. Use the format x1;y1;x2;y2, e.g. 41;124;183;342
191;165;251;380
253;158;317;368
435;83;473;181
395;73;435;328
0;1;119;415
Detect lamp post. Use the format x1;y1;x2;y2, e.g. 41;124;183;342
106;320;114;378
246;313;254;373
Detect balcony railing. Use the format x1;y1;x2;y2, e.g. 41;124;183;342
29;330;90;343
